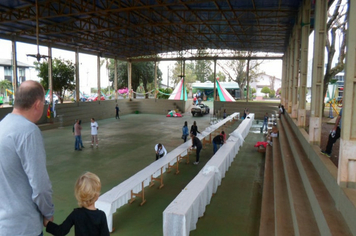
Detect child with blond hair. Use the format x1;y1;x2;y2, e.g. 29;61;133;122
45;172;109;236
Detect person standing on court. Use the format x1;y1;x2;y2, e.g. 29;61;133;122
182;121;189;142
115;104;120;119
191;133;203;165
261;112;269;133
0;80;54;236
91;118;99;148
74;119;82;151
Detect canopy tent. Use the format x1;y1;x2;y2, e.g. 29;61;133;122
216;80;236;102
169;79;187;100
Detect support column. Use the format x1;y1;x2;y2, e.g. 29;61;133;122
97;54;101;103
281;53;287;107
114;58;118;101
213;59;217;100
11;39;18;96
292;12;301;118
246;59;250;102
75;48;80;103
182;60;186;101
288;38;294;113
284;48;290;107
154;61;158;98
128;61;132;100
337;0;356;188
213;59;217;115
48;46;53;104
298;0;311;127
309;0;327;144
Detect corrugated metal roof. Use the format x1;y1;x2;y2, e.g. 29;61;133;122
0;0;325;60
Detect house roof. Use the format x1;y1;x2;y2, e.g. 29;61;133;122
0;59;33;68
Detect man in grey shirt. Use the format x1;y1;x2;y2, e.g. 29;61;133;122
0;81;54;236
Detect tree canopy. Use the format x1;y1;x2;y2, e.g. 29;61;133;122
35;58;76;103
261;86;270;97
217;52;262;99
108;60;163;98
322;0;347;114
0;80;12;95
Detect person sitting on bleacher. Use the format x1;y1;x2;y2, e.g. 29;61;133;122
267;125;278;146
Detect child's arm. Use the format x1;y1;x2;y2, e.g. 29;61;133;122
46;211;75;236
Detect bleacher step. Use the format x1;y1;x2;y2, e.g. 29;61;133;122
273;137;295;235
278;120;320;236
281;116;352;236
259;145;275;236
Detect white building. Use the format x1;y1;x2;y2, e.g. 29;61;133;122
249;73;281;99
0;59;37;84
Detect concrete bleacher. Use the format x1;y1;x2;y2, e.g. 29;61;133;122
259;114;354;236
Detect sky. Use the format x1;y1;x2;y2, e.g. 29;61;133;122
0;39;282;92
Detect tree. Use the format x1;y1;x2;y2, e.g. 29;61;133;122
269;75;277;92
0;80;12;95
35;58;76;103
108;60;163;98
217;52;263;99
269;89;276;98
322;0;347;114
195;60;212;82
171;61;197;86
261;86;270;97
207;71;226;82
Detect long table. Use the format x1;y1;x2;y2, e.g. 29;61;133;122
163;114;255;236
95;112;240;232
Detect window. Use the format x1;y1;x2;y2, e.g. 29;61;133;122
4;66;12;76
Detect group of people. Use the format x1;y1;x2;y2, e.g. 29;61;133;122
73;118;99;150
155;120;226;165
0;81;109;235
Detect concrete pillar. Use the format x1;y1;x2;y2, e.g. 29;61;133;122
281;54;287;107
114;58;118;101
213;59;217;114
309;0;327;144
128;61;132;100
97;54;101;103
48;46;53;104
75;48;80;103
283;47;290;109
246;59;250;102
292;11;301;118
298;0;311;127
337;0;356;188
288;38;294;114
154;61;158;98
11;39;18;95
182;60;186;101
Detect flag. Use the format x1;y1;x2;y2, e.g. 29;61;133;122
47;104;51;118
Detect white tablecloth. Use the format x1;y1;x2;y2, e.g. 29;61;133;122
163;114;254;236
95;112;240;231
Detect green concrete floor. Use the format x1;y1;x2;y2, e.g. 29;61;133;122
42;112;265;236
